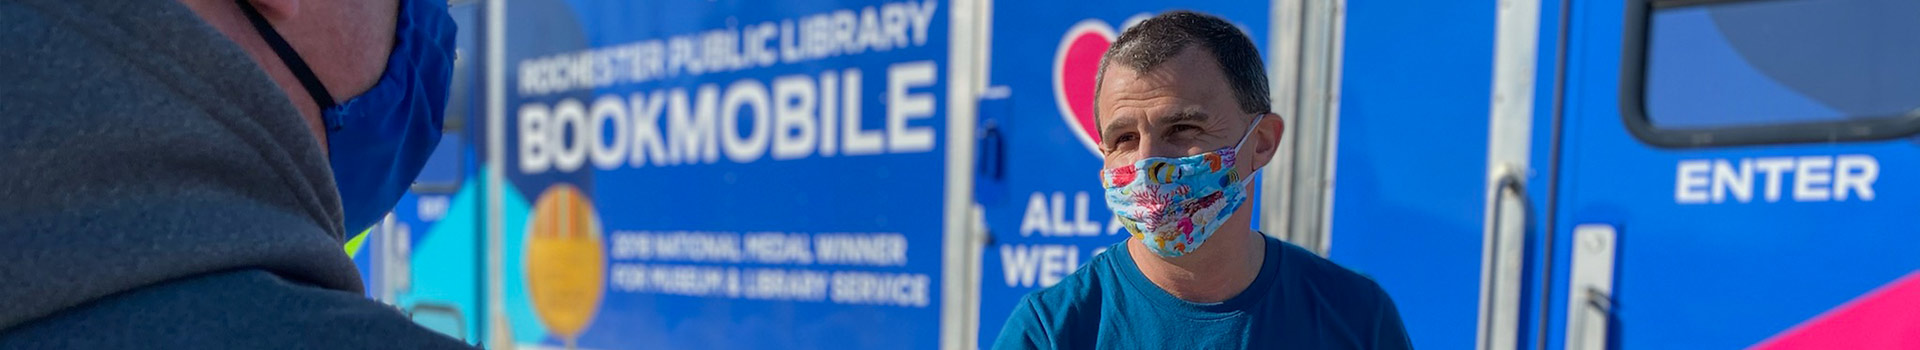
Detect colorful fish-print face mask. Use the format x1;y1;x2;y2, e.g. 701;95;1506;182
1100;115;1263;258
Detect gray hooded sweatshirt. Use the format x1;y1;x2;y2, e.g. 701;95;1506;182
0;0;476;348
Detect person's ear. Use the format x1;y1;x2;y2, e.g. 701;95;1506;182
1249;113;1285;169
244;0;301;20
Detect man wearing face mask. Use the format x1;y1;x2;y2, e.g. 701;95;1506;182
993;11;1411;350
0;0;475;348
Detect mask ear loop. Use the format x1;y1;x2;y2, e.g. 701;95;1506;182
235;0;338;111
1228;113;1267;153
1228;113;1268;186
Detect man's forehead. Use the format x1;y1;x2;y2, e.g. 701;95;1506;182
1095;48;1233;128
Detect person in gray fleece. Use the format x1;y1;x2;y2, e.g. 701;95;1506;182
0;0;481;348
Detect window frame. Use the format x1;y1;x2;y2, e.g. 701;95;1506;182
1619;0;1920;148
408;124;467;195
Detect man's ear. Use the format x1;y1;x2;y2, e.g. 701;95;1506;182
1250;113;1285;169
244;0;301;20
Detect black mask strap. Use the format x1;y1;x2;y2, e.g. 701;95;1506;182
235;0;337;110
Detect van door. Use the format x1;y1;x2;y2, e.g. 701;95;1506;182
1549;0;1920;348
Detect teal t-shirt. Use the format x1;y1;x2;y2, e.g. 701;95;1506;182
991;234;1412;349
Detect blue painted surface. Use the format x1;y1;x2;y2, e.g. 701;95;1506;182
1329;1;1495;349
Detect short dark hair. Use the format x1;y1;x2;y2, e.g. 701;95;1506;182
1095;11;1270;123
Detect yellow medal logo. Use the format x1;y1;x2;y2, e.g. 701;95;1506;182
524;184;606;343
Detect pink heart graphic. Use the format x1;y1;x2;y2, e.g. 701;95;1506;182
1054;20;1117;155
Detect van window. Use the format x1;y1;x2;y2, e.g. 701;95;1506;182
1626;0;1920;146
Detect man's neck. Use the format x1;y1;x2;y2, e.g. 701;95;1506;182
1127;206;1267;304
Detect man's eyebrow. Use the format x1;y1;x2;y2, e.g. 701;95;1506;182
1157;109;1210;125
1103;109;1212;139
1102;116;1138;139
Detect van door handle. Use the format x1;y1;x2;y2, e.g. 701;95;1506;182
977;120;1004;181
408;302;468;341
1565;224;1617;350
1478;168;1528;350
